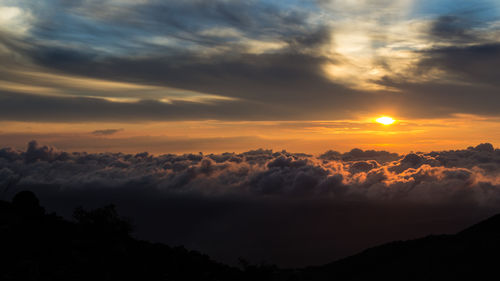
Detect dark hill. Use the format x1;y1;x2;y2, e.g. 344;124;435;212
0;191;277;281
298;214;500;281
3;191;500;281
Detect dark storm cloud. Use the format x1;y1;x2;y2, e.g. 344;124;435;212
429;15;479;43
393;13;500;90
418;43;500;87
375;78;500;117
1;141;500;266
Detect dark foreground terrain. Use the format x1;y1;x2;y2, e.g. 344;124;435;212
2;191;500;280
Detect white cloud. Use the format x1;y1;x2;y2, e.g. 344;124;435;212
0;6;33;35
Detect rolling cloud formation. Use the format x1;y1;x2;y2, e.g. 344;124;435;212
1;141;500;267
1;141;499;204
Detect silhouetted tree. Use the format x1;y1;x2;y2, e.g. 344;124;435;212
1;192;244;280
12;190;45;217
73;204;133;237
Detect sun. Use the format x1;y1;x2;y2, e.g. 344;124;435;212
376;116;395;125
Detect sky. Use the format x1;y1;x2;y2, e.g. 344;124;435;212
2;1;500;267
1;0;500;153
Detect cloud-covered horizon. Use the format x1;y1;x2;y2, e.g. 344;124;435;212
2;141;500;266
1;140;499;203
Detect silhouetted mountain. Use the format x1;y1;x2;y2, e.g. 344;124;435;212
298;214;500;281
3;191;500;280
0;191;278;281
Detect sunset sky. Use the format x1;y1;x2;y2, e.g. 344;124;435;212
3;1;500;268
1;0;499;153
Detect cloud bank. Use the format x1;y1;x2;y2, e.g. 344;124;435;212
1;141;500;266
2;141;499;203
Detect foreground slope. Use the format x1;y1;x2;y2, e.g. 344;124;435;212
0;191;278;281
3;190;500;280
300;213;500;280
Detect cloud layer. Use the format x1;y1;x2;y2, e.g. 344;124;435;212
2;141;500;202
1;141;500;266
1;0;500;121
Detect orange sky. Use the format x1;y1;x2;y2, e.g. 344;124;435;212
1;0;500;154
1;114;498;154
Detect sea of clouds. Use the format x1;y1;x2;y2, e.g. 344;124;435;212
1;141;499;204
1;141;500;266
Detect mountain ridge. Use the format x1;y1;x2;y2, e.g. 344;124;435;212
2;190;500;280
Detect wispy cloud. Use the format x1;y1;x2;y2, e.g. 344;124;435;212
91;128;123;136
0;0;499;122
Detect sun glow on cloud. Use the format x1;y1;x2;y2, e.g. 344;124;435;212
0;5;33;35
0;70;235;103
319;0;453;91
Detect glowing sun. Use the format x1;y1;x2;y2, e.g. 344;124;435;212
376;116;395;125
